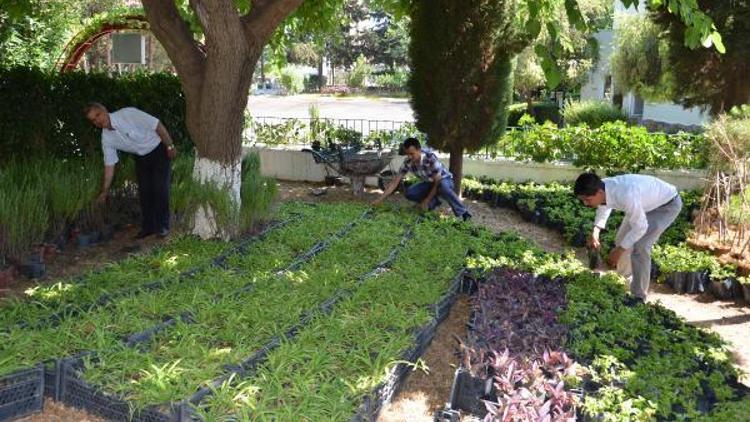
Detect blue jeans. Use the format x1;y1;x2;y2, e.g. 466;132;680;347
405;178;468;217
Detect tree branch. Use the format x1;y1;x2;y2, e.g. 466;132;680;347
241;0;304;46
141;0;205;80
191;0;247;55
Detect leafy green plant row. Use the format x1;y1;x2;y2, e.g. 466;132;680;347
462;177;741;281
73;210;409;411
463;230;746;421
0;202;368;377
0;66;188;162
191;218;475;420
496;121;707;172
0;201;316;331
561;270;743;420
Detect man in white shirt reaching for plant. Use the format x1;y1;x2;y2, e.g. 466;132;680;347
85;103;177;239
574;172;683;304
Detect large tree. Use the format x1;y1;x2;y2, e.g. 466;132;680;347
611;2;748;115
139;0;342;237
652;0;750;114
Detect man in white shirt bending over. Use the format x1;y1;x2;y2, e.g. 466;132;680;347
574;172;682;303
85;103;177;239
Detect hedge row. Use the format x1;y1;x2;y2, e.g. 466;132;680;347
496;121;707;172
0;66;190;162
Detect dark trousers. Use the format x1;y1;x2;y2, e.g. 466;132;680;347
405;178;468;217
134;143;171;233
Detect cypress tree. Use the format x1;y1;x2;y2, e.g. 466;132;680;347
409;0;525;192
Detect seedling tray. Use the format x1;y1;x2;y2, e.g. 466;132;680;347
0;365;44;421
60;358;188;422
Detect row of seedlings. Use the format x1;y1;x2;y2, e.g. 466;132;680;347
436;267;581;421
57;208;410;420
0;202;365;419
440;229;750;421
0;201;317;331
188;217;473;421
462;177;750;303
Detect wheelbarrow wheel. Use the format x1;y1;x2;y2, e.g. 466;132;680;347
378;170;402;193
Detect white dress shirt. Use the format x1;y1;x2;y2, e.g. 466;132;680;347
594;174;678;249
101;107;161;166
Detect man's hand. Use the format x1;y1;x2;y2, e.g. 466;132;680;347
587;233;601;250
166;146;177;160
96;191;108;204
606;246;626;269
372;197;383;207
419;200;430;211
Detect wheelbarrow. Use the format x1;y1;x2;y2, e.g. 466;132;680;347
302;145;398;195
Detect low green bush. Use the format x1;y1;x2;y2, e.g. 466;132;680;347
372;67;410;91
506;101;560;126
278;66;304;94
498;121;707;172
562;100;628;128
347;55;372;89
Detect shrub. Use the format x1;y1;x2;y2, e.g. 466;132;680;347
498;121;706;171
278;66;304;94
562;100;628;128
251;119;304;145
347;55;372;89
0;67;189;162
507;102;560;126
303;74;327;92
373;67;409;91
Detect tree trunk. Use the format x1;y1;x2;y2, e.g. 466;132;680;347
141;0;305;238
317;57;324;91
184;50;257;239
448;142;463;195
526;96;534;117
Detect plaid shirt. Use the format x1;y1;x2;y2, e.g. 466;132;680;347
399;148;452;182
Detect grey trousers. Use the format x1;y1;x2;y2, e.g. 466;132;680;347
615;195;683;299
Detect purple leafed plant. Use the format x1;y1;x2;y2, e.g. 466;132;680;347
458;268;579;421
470;268;568;355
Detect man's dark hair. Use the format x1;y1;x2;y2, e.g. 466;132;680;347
574;172;604;196
402;137;421;150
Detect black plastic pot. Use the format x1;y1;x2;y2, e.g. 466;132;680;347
588;249;604;270
741;283;750;305
666;272;688;294
447;368;496;418
685;271;709;294
100;224;114;242
709;278;741;300
21;253;45;279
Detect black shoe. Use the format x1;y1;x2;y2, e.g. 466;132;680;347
134;230;154;240
462;212;472;222
156;228;170;238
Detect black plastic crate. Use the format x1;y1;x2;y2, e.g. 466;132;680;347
59;358;189;422
43;359;61;401
0;365;44;421
351;320;441;422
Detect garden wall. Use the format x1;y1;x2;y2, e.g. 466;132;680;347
247;145;707;190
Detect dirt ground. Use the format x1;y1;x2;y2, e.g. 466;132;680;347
2;224;169;299
13;180;750;421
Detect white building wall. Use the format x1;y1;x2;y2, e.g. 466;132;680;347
580;30;613;102
641;103;708;126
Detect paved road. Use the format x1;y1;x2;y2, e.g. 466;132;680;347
247;94;414;122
